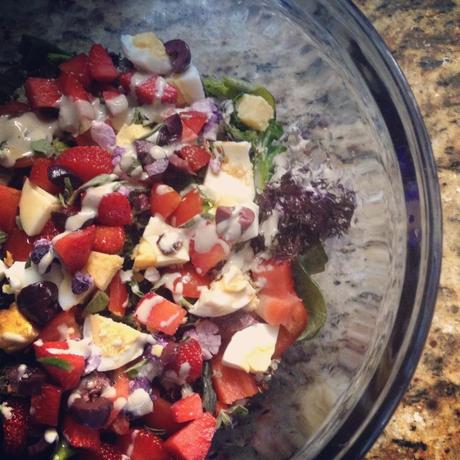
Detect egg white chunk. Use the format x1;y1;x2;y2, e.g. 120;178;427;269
168;64;205;104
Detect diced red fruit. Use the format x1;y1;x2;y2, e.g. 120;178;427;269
162;338;203;384
59;71;91;101
53;225;96;273
30;383;62;426
273;325;296;358
211;353;258;405
171;393;204;423
135;76;177;105
161;84;178;104
79;443;124;460
97;193;132;226
144;393;182;435
4;228;34;261
30;158;60;194
60;53;91;89
150;183;181;219
63;415;101;450
178;145;211;172
119;72;134;93
110;414;130;435
164;413;217;460
39;219;61;240
103;89;121;101
0;100;29;116
252;259;295;297
2;399;29;455
75;129;98;146
0;184;21;233
40;309;81;342
170;189;203;227
180;111;208;143
190;241;227;275
88;44;118;82
171;263;210;299
106;372;130;426
24;77;61;109
119;429;169;460
13;157;35;168
93;226;125;254
135;293;186;336
56;146;113;182
108;272;128;317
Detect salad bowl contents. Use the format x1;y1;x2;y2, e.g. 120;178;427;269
0;31;355;459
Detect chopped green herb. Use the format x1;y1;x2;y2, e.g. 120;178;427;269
216;404;249;428
125;359;148;378
52;139;69;153
132;108;147;125
30;138;54;157
63;177;74;200
84;291;109;314
37;357;72;371
52;439;75;460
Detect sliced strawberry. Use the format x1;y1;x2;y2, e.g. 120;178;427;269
97;193;132;226
13;157;35;168
53;225;96;273
63;415;100;450
190;241;227;275
119;72;134;93
135;76;157;105
4;227;34;261
170;263;210;299
0;184;21;233
24;77;61;109
39;219;61;240
74;129;98;147
0;100;29;116
171;393;203;423
79;443;124;460
150;183;181;219
178;145;211;172
88;44;118;82
169;189;202;227
108;272;128;317
2;398;29;455
30;383;62;426
144;393;182;435
59;71;91;101
93;226;125;254
161;338;203;384
60;53;91;89
164;413;217;460
161;83;178;104
102;89;121;101
180;110;208;142
56;146;113;182
119;429;169;460
30;158;60;194
40;309;81;341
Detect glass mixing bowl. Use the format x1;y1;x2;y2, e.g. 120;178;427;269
0;0;442;458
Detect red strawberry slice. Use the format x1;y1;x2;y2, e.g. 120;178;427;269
40;308;81;342
39;219;61;240
1;399;29;455
119;72;134;93
63;415;101;450
169;189;203;227
80;443;124;460
60;53;91;89
24;77;61;109
0;184;21;233
150;183;181;219
108;272;128;317
4;227;34;262
56;146;113;182
59;71;91;101
164;413;217;460
0;100;30;116
178;145;211;172
102;89;121;101
97;193;132;226
161;83;178;104
53;225;96;273
171;393;204;423
30;383;62;426
88;44;118;82
30;158;60;194
135;76;177;105
180;111;208;142
93;226;126;254
119;429;169;460
161;338;203;384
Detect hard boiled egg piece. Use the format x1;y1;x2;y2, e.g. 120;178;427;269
168;64;205;104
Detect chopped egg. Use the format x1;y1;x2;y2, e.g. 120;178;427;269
236;94;274;132
124;388;153;417
222;323;279;373
84;252;124;291
168;64;205;104
0;304;39;352
116;123;152;147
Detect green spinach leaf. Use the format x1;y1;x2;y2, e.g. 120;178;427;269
297;243;328;275
202;362;217;414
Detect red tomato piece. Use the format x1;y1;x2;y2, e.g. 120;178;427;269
0;185;21;233
30;158;60;194
150;183;181;219
108;272;128;317
97;193;132;226
93;226;125;254
24;77;61;109
169;189;203;227
4;228;34;261
88;44;118;82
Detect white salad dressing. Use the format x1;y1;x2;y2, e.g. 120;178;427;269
134;294;164;323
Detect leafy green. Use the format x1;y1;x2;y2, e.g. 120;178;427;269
84;291;109;314
31;139;54;157
297;243;328;275
202;362;217;413
38;357;72;371
125;359;148;378
132;108;147;125
51;440;75;460
0;231;7;245
217;404;249;428
292;258;327;341
52;139;69;153
68;174;117;205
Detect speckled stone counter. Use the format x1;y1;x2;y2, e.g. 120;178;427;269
356;1;460;458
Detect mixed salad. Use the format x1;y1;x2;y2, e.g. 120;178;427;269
0;32;355;460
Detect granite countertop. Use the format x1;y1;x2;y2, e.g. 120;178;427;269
355;1;460;458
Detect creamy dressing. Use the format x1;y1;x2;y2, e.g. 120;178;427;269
124;388;153;417
106;94;129;116
44;428;59;444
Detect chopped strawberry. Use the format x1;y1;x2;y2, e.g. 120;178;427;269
178;145;211;172
40;309;81;341
4;227;34;261
211;353;258;405
60;53;91;89
63;415;100;450
30;383;62;426
1;399;29;455
102;89;121;101
150;183;181;219
180;111;208;142
75;129;98;146
161;84;178;105
59;71;91;101
110;414;130;435
171;263;210;299
144;393;182;435
164;413;217;460
119;72;134;93
161;338;203;384
56;146;113;182
135;293;186;336
93;226;125;254
169;189;202;227
53;225;96;273
35;342;86;390
24;77;61;109
30;158;60;194
119;429;169;460
39;219;61;240
108;272;128;317
0;100;29;116
190;241;227;275
171;393;203;423
88;44;118;82
80;443;124;460
135;76;177;105
13;157;35;168
0;184;21;233
97;193;132;226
